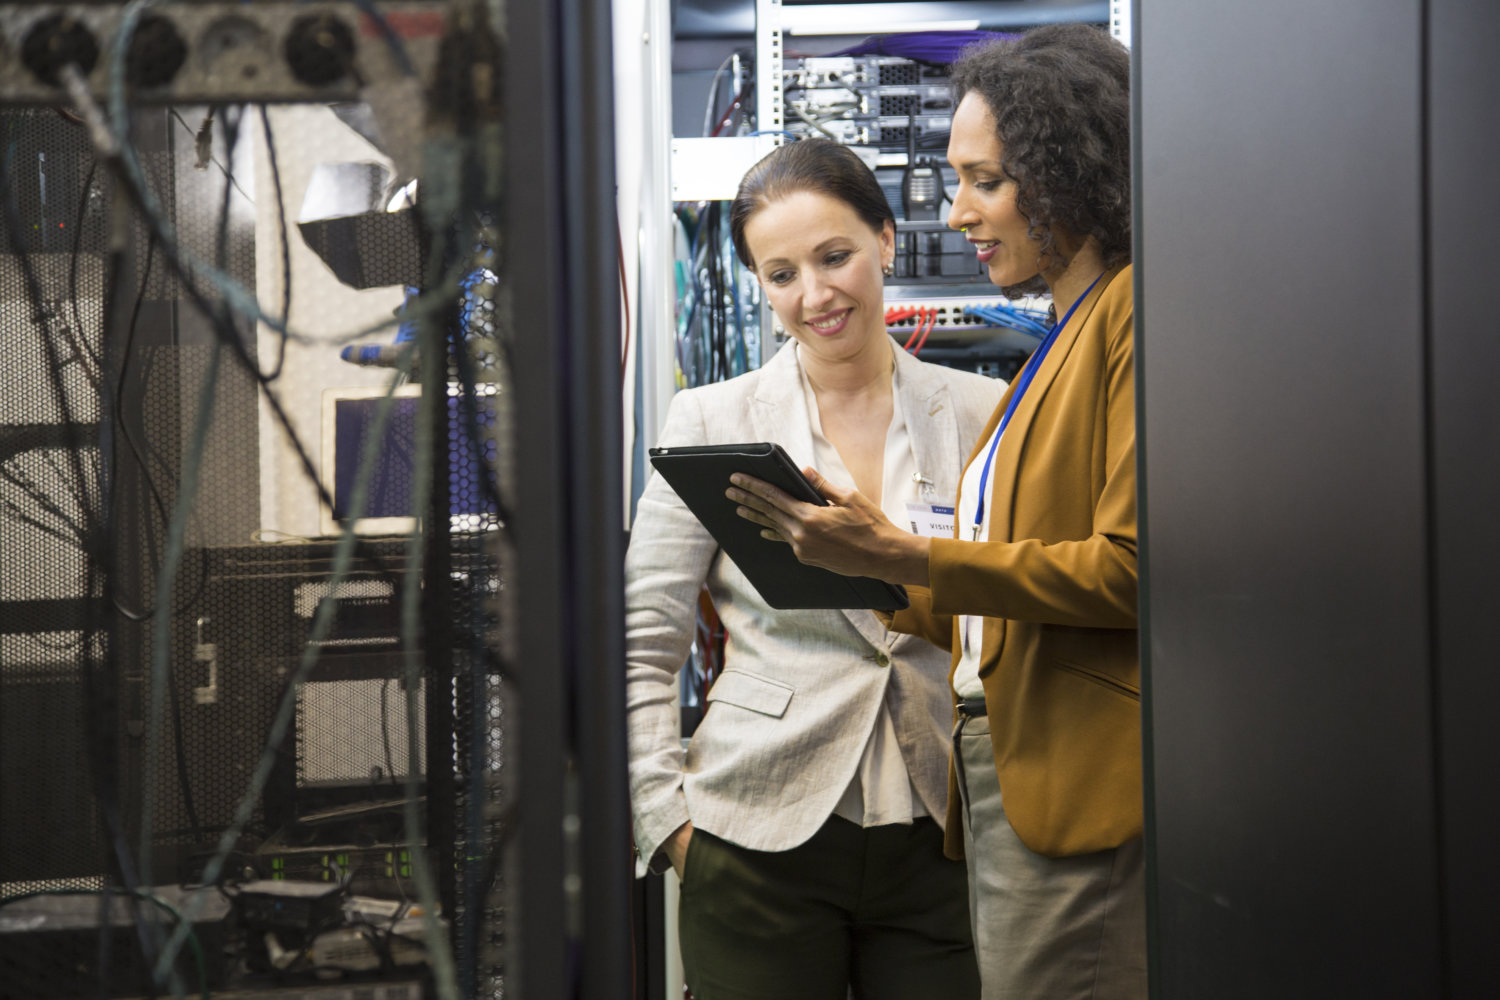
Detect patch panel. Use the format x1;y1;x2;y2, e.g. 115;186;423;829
883;296;1052;340
768;296;1048;344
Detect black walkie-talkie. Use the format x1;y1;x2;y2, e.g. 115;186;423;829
901;112;942;221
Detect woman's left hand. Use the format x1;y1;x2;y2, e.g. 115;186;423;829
727;467;930;585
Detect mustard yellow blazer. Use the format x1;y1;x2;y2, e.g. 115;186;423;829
888;263;1140;859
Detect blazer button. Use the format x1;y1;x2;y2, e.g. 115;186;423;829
875;651;890;667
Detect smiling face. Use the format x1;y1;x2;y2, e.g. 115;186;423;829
743;189;895;367
945;92;1051;291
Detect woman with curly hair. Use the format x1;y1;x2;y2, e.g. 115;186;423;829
728;24;1142;999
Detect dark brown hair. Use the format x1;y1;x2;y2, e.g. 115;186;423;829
729;138;894;270
951;24;1131;280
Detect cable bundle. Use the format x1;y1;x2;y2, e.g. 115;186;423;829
674;202;758;389
963;301;1052;338
886;304;939;356
0;7;509;999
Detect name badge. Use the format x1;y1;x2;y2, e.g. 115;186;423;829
905;502;956;539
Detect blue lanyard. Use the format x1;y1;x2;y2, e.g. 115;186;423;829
971;272;1106;539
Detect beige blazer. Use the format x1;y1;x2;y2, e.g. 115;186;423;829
890;263;1141;859
626;340;1004;871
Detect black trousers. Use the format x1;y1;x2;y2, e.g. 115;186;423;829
678;815;979;1000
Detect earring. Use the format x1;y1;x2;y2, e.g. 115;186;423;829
882;262;894;277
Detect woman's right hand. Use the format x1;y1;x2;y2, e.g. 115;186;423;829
727;468;931;585
664;820;694;880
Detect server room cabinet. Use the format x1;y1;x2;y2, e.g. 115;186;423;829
1137;1;1500;996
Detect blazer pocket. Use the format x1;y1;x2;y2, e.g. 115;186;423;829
1048;658;1140;702
706;669;795;718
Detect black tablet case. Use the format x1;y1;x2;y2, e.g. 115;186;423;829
648;442;910;611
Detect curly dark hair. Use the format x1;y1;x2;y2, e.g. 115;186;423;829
729;138;894;271
950;24;1131;286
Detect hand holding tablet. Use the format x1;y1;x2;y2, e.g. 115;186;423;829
647;442;909;611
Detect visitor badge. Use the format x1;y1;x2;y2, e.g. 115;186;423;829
905;502;956;539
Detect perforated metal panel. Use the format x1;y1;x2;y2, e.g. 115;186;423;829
0;8;513;994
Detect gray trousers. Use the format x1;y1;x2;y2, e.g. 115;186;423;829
954;713;1147;1000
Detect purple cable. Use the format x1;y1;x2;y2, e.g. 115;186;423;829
825;30;1019;65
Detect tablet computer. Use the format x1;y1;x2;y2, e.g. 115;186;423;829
647;442;909;611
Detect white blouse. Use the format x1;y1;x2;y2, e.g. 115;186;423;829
796;345;926;826
950;417;1003;701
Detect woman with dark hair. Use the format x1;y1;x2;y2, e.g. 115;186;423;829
729;25;1144;999
625;138;1000;999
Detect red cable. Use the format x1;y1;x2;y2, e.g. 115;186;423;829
903;307;926;351
710;101;737;137
888;306;917;348
911;309;936;355
710;80;754;137
919;310;939;353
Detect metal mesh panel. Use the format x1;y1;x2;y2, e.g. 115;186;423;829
445;239;507;997
1;110;114;900
0;30;513;993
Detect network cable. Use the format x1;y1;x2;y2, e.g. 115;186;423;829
9;10;499;998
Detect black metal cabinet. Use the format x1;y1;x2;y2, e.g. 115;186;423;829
1137;1;1500;995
